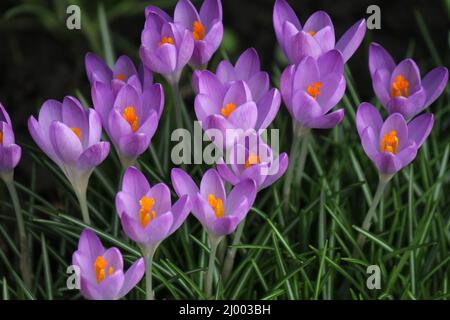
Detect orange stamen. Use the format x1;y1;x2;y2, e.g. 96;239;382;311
308;30;316;36
220;103;236;118
0;131;3;145
380;130;399;154
306;82;323;99
116;74;126;81
391;75;409;97
159;36;175;46
70;127;81;140
122;106;139;133
208;194;224;219
193;20;205;41
139;196;156;228
245;153;260;169
94;256;111;284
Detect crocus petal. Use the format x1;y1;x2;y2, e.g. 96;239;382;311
247;72;270;102
313;26;335;53
96;269;124;300
225;179;256;220
386;89;426;120
142;83;164;119
174;0;199;28
223;81;253;106
117;258;145;299
77;142;110;171
317;73;346;113
146;212;173;244
88;109;103;147
374;151;403;175
176;28;195;71
372;69;392;107
286;31;322;64
145;5;172;21
335;18;366;62
77;229;105;261
210;215;240;236
28;116;59;163
303;10;334;35
85;52;112;84
200;0;222;30
422;67;448;108
291;91;323;124
122;166;150;200
120;214;149;244
171;168;199;198
356;102;383;137
0;144;21;172
147;183;172;216
395;144;418;170
114;85;141;113
169;195;191;234
216;60;236;84
360;126;379;162
280;64;295;113
379;113;409;151
255;88;281;130
114;55;138;81
216;161;240;185
369;42;396;77
407;113;434;148
49;121;83;164
304;109;344;129
136;110;158;139
259;153;289;190
0;103;12;125
200;168;226;201
0;123;14;145
391;59;422;93
118;133;151;160
273;0;301;50
292;56;320;93
227;101;258;130
317;49;344;76
108;109;133;144
38;99;63;135
92;81;114;127
115;191;139;219
235;48;260;81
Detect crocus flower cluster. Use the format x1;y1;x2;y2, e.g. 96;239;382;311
87;53;164;167
140;0;223;83
0;103;21;178
72;229;145;300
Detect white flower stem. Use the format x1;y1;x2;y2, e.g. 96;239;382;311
75;187;91;225
221;219;246;280
141;244;158;300
357;173;393;247
2;173;32;288
170;81;183;130
205;235;223;299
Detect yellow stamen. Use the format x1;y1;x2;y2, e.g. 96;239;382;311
380;130;399;155
159;36;175;46
108;266;114;276
139;196;156;228
116;74;126;81
94;256;108;284
306;82;323;99
70;127;81;140
0;131;3;145
208;194;224;219
193;20;205;41
245;153;260;169
122;106;139;133
308;30;316;36
391;75;409;97
220;103;236;118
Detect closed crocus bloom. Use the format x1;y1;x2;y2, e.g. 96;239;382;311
369;43;448;120
93;83;164;168
0;103;21;177
85;52;154;96
356;102;433;175
72;229;145;300
217;137;288;191
173;0;223;67
171;168;256;237
140;10;194;85
280;50;346;130
273;0;366;64
28;96;110;224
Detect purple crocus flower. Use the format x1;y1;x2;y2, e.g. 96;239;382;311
140;8;194;85
85;52;154;96
171;168;256;237
171;0;223;67
28;96;110;223
356;102;433;175
0;103;21;176
369;42;448;120
192;50;281;148
92;83;164;168
280;50;346;130
115;166;191;247
217;136;289;191
273;0;366;64
72;229;145;300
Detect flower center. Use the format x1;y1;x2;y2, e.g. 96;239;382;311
159;36;175;46
193;20;205;41
244;153;260;169
70;127;81;140
94;256;114;284
306;82;323;99
208;194;224;219
116;74;126;81
0;131;3;145
139;196;156;228
122;106;139;133
380;130;399;154
220;103;236;118
391;75;409;98
308;30;315;36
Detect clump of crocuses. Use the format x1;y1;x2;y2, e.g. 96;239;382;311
72;229;145;300
28;96;110;224
115;166;191;300
369;42;448;120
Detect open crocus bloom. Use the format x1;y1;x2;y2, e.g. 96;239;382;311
193;69;280;148
72;229;145;300
280;50;346;129
85;53;153;97
171;0;223;67
356;103;434;175
171;168;256;237
115;167;191;247
217;136;288;191
369;43;448;120
93;83;163;167
28;97;110;195
273;0;366;64
140;9;194;84
0;103;21;176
